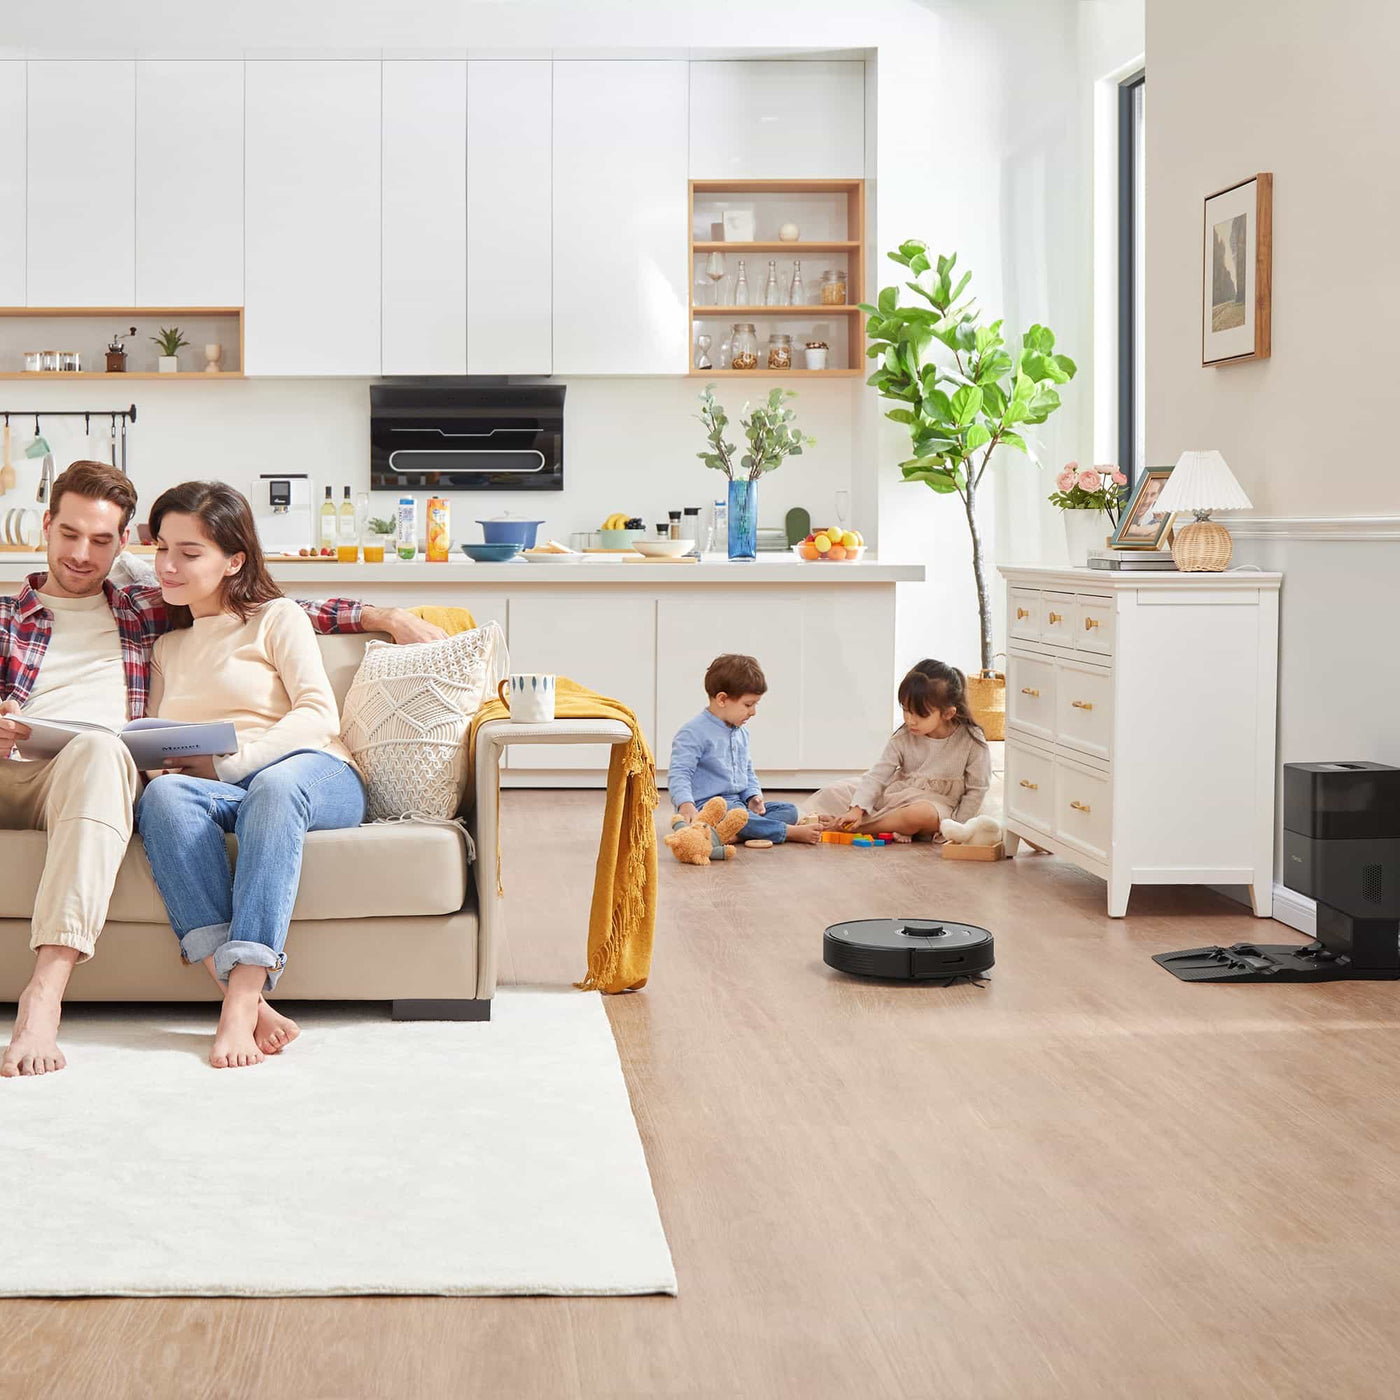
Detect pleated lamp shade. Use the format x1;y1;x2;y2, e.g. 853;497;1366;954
1155;450;1253;516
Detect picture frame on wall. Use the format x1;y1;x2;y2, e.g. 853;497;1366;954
1202;172;1272;366
1109;467;1175;549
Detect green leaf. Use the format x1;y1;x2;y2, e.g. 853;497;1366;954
898;238;929;262
885;408;916;425
980;382;1006;418
907;470;962;494
878;285;898;314
950;385;984;426
1000;431;1028;453
923;387;954;422
909;252;931;275
1052;353;1078;380
964;423;992;452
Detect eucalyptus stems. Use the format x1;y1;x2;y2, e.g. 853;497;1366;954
697;384;814;483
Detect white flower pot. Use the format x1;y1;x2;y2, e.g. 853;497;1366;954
1062;509;1110;564
157;356;179;374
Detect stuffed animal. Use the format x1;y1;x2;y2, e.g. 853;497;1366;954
664;796;750;866
941;814;1002;846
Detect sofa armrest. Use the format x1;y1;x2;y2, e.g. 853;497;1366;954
470;718;634;999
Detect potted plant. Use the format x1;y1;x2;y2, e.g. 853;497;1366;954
151;326;189;374
696;385;814;560
1049;462;1129;563
862;244;1077;732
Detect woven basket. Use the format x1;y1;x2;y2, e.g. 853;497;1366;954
1170;518;1232;571
965;670;1005;741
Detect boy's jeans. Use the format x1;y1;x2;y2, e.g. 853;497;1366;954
721;796;799;844
136;751;366;992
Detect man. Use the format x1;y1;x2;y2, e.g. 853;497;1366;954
0;461;442;1077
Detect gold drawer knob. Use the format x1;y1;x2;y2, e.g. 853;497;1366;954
1084;617;1101;631
1070;800;1091;813
1071;700;1094;711
1048;611;1063;624
1020;687;1040;697
1016;607;1030;620
1019;779;1039;791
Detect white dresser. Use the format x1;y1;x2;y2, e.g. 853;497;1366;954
998;566;1281;917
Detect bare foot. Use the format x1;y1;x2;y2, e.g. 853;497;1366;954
254;1000;300;1056
1;985;67;1077
210;999;265;1069
786;823;822;845
890;831;914;843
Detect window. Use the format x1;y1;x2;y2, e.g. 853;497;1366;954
1117;71;1145;481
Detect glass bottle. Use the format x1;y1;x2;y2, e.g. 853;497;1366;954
763;259;781;307
733;260;750;306
730;323;759;371
319;486;337;551
788;259;805;306
708;498;728;555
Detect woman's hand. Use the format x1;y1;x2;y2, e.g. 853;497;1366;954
161;754;220;781
835;806;866;831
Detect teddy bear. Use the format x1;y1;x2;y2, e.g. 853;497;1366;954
664;795;751;866
941;814;1003;846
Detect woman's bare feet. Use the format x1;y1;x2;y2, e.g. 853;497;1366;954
210;965;266;1069
786;823;822;844
1;984;66;1077
254;1001;300;1056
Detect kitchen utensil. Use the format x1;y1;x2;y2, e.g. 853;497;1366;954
521;550;583;564
36;453;54;505
632;539;694;559
476;514;544;549
16;509;38;546
785;507;811;546
1;418;14;493
460;542;523;562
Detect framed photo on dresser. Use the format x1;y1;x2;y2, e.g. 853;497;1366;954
1108;467;1175;549
1202;172;1272;366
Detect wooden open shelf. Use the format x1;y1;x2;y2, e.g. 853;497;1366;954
0;306;245;378
0;371;244;380
690;304;861;318
686;368;864;379
692;241;859;254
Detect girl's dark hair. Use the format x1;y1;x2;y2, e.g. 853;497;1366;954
148;481;282;629
897;659;987;746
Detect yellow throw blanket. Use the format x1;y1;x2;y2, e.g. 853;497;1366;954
413;607;659;995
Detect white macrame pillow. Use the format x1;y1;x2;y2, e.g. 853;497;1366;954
340;621;507;821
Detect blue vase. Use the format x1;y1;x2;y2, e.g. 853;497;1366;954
727;478;758;561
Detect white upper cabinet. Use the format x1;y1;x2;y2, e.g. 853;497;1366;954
244;61;381;375
467;61;552;376
688;61;865;179
136;61;243;308
552;61;688;375
0;63;25;306
382;60;467;376
27;61;136;306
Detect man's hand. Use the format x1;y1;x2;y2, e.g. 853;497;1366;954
747;795;767;815
0;699;31;756
160;754;220;781
362;605;448;645
677;802;698;823
835;805;865;831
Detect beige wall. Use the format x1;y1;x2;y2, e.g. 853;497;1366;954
1144;0;1398;516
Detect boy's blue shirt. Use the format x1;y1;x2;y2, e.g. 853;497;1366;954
667;708;762;807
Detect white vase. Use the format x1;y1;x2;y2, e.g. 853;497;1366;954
1062;509;1110;564
157;355;179;374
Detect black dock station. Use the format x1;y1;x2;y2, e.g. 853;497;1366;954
1154;761;1400;983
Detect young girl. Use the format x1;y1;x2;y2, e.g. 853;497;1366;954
805;659;991;841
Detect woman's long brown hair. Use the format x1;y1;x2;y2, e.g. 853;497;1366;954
148;481;282;630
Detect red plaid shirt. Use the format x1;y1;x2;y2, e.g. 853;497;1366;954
0;574;364;721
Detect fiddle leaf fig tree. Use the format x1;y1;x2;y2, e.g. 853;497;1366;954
861;243;1076;672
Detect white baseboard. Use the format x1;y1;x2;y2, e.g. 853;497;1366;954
1212;881;1317;937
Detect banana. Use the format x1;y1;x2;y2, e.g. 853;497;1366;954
601;512;629;530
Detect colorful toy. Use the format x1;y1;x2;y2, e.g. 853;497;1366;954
665;796;750;866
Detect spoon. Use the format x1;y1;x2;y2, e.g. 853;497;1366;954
0;419;14;493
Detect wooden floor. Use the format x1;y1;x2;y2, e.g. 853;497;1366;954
7;790;1400;1399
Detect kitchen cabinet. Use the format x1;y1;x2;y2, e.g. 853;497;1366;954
688;61;865;179
244;61;381;375
27;61;136;307
467;60;552;376
136;60;243;308
382;60;467;376
552;61;688;375
0;64;25;306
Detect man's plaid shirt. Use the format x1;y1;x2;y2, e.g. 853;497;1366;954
0;573;364;721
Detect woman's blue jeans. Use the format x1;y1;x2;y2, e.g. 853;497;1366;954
136;751;366;992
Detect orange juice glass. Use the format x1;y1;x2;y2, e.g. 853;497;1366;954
337;543;359;563
363;542;385;563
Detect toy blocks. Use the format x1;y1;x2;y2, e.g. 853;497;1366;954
820;831;888;847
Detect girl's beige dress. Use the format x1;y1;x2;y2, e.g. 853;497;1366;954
803;723;991;828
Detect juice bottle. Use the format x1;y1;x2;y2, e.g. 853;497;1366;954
396;496;417;561
426;496;450;562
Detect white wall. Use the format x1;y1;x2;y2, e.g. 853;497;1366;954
1145;0;1400;888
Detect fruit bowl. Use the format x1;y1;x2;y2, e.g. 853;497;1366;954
633;539;694;559
599;527;642;550
792;527;866;562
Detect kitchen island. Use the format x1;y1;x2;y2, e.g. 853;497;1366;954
0;553;923;787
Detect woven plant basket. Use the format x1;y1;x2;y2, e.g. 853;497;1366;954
1170;518;1232;571
966;670;1005;741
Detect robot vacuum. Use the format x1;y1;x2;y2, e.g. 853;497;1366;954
823;918;995;981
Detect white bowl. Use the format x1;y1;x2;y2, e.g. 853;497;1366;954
632;539;694;558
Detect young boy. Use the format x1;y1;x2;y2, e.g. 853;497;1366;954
667;653;820;846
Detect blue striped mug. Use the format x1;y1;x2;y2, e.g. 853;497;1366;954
497;672;556;723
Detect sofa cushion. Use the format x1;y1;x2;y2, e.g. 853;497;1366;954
0;822;470;924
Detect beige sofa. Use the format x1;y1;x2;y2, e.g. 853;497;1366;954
0;634;631;1021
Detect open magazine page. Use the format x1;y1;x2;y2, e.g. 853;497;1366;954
12;717;237;767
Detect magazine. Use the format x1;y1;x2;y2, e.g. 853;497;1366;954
13;716;238;769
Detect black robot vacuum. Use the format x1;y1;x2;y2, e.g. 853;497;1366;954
823;918;995;981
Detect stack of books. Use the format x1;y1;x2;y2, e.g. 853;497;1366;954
1086;548;1178;572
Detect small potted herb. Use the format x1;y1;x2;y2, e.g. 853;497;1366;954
151;326;190;374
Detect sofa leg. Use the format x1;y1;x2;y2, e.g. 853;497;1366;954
392;998;491;1022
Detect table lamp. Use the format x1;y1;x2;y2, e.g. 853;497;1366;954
1154;450;1253;571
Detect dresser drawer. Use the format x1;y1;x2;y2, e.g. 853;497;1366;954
1006;741;1054;834
1007;650;1055;742
1054;658;1113;762
1053;757;1111;863
1009;587;1040;643
1074;594;1114;656
1040;591;1076;647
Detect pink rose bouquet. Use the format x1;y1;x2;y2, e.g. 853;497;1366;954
1048;462;1129;523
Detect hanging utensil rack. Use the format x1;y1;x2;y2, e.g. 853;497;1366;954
0;405;135;476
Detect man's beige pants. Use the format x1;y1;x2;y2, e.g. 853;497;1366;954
0;733;139;960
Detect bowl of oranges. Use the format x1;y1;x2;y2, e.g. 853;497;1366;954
794;527;865;562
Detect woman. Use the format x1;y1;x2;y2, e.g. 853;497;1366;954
135;482;366;1069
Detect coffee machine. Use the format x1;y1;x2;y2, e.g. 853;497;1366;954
1155;761;1400;982
254;473;313;555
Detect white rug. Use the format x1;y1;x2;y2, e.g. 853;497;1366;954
0;988;676;1298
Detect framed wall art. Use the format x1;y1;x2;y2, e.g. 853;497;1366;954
1202;172;1272;366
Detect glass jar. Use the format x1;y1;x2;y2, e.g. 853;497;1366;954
39;350;60;372
820;269;848;306
23;351;42;373
766;333;793;371
730;323;759;371
58;351;80;372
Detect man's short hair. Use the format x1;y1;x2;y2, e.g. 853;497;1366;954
704;653;768;698
49;460;139;533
